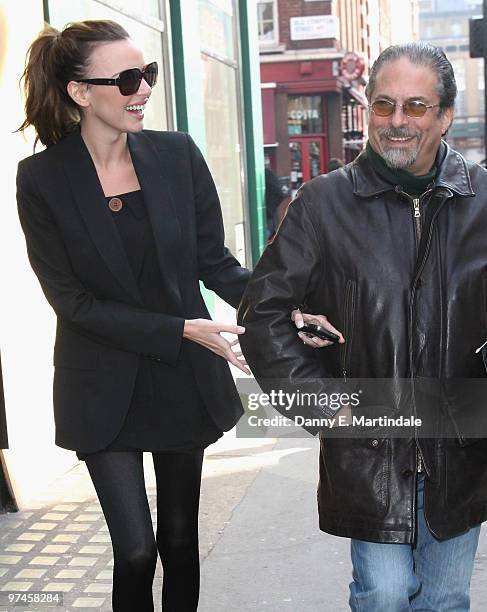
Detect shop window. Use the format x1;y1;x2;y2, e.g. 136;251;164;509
287;95;323;135
257;0;278;46
199;0;247;265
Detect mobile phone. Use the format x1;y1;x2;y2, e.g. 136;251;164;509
300;323;340;343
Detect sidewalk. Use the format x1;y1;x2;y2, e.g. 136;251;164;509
0;436;486;611
200;437;487;611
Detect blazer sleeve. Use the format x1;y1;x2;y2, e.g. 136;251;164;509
186;134;250;309
16;160;185;365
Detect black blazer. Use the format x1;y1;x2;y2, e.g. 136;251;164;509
17;128;250;454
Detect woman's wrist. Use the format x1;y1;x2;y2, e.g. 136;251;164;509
183;319;194;338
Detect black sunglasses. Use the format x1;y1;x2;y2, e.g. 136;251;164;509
370;99;440;118
77;61;158;96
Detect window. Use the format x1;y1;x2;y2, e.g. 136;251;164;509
450;58;466;116
257;0;278;46
288;95;323;135
478;60;484;115
450;22;462;37
199;0;247;264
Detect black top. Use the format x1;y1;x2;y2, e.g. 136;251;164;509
76;190;222;460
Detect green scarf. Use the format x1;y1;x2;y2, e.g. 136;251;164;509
366;141;436;197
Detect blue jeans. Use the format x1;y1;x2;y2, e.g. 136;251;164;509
349;475;481;611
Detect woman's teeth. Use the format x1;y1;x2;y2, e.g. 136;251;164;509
125;104;145;112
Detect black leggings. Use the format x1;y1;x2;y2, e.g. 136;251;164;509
84;450;204;612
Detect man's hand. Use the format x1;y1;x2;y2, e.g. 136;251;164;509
291;310;345;348
183;319;251;375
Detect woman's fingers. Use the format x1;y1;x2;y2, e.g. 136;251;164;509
220;336;250;375
226;349;251;375
183;318;251;373
213;322;246;334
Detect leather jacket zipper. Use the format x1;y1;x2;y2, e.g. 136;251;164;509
412;197;421;246
399;188;433;474
412;194;425;474
411;194;427;474
341;280;356;381
416;447;423;473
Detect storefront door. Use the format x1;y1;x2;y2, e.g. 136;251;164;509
289;137;326;195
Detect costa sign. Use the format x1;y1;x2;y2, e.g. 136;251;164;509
340;52;365;82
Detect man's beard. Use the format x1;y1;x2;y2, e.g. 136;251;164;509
377;127;421;170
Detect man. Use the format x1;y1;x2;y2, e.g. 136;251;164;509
238;43;487;611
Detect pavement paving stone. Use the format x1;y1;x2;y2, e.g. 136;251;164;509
0;496;120;610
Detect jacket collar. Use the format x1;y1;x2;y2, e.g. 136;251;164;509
351;139;475;199
54;127;182;308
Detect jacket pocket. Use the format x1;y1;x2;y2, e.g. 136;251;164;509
341;280;357;380
318;437;391;519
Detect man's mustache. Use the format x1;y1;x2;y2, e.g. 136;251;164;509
378;128;421;140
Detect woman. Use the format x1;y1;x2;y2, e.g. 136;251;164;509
16;19;341;611
15;19;255;612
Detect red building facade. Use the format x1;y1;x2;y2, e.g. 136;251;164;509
258;0;369;193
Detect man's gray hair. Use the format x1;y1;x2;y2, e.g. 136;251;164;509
365;42;457;112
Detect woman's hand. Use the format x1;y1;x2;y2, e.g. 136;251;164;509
183;319;250;375
291;309;345;348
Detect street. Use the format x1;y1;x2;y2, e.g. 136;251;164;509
0;435;486;611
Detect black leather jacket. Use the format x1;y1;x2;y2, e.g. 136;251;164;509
238;141;487;543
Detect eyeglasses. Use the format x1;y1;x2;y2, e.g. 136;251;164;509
76;61;158;96
369;99;440;118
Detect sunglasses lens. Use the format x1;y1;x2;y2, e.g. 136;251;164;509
143;62;158;88
372;100;394;116
118;68;142;96
404;101;427;117
117;62;158;95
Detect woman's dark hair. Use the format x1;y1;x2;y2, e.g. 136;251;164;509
16;20;130;148
365;42;457;114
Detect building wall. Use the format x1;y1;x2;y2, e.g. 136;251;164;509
278;0;335;50
418;0;484;162
334;0;368;59
259;0;348;192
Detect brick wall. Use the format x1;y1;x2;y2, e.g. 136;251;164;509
277;0;335;50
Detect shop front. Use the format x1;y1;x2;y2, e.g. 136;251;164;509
261;56;346;196
287;93;327;194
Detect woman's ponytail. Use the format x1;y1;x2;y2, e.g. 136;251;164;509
16;20;129;149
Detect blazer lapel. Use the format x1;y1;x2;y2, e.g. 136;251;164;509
59;130;143;305
128;131;182;308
